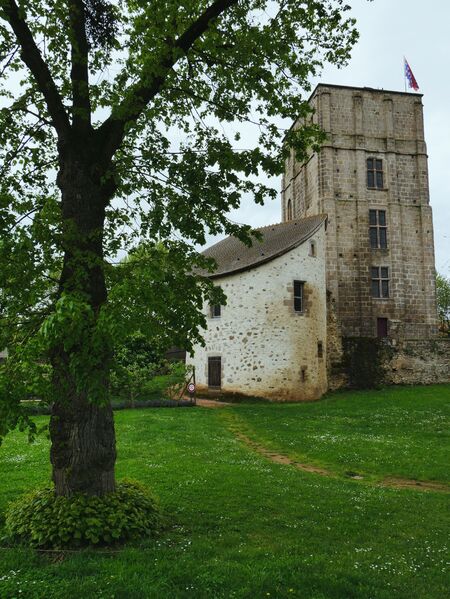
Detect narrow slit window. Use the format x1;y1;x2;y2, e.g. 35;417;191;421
317;341;323;359
287;199;293;221
293;280;304;312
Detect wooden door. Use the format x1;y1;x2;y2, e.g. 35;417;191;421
208;356;221;388
377;318;388;338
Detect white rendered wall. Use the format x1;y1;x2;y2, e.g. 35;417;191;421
187;225;327;401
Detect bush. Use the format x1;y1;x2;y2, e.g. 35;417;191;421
110;331;191;405
4;479;160;548
110;338;160;405
143;361;192;401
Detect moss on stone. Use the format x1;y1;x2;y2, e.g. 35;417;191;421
343;337;393;389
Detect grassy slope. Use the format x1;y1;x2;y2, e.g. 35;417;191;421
231;385;450;482
0;385;449;599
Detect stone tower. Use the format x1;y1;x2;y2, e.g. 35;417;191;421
282;84;438;347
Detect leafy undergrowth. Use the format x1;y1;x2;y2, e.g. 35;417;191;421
0;385;448;598
4;480;160;548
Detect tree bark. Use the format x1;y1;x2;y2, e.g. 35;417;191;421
49;150;116;497
50;381;116;496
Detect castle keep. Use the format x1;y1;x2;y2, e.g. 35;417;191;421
187;84;449;399
282;84;438;342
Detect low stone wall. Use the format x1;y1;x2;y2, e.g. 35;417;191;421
386;338;450;385
329;336;450;389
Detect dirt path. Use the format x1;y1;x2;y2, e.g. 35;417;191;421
381;477;449;492
220;412;449;493
196;399;235;408
234;430;332;476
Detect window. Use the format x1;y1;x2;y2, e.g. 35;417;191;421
309;240;316;257
210;304;221;318
287;199;293;221
371;266;390;298
377;318;388;338
293;280;304;312
208;356;221;388
367;158;383;189
369;209;388;249
317;341;323;359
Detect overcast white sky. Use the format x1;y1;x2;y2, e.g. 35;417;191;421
209;0;450;275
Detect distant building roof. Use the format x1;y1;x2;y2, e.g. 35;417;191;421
200;214;327;279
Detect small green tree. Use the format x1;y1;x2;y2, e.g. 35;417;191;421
436;273;450;331
110;333;160;405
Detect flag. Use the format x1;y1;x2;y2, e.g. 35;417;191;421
404;57;419;91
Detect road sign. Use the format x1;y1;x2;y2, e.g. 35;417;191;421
187;382;195;394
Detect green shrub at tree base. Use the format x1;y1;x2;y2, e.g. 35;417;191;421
4;480;160;548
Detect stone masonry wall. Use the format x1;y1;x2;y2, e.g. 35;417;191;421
387;338;450;385
186;225;328;401
328;337;450;389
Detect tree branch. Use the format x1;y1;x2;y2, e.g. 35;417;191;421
0;43;19;77
97;0;239;161
0;0;70;139
6;206;41;233
68;0;91;132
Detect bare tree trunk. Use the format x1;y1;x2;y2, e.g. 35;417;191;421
49;152;116;497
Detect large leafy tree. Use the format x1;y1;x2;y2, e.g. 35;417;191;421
0;0;358;497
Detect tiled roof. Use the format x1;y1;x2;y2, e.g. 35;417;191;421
199;214;327;279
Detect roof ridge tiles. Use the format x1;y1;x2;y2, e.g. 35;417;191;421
253;213;326;232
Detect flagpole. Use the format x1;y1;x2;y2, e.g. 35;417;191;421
404;56;419;93
403;56;406;92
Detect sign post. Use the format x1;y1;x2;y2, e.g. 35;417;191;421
187;382;196;405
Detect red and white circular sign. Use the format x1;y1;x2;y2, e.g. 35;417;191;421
187;382;196;394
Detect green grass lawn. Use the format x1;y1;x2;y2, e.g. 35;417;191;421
0;384;449;599
229;385;450;482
